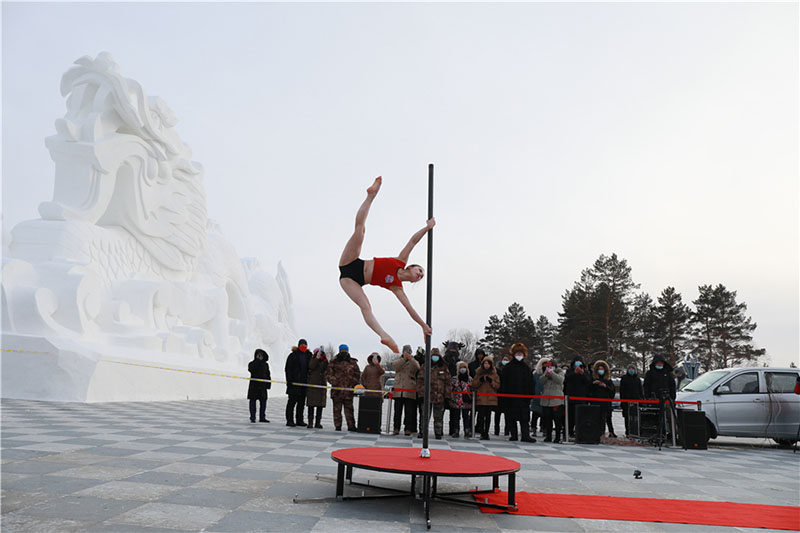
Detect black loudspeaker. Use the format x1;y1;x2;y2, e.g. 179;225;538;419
575;405;604;444
357;395;382;434
679;409;709;450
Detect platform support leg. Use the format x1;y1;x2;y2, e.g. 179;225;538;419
432;475;438;497
508;473;516;508
492;475;499;492
346;465;353;482
424;474;431;529
336;463;345;501
411;474;416;497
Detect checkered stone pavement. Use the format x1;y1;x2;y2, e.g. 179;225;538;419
2;396;798;532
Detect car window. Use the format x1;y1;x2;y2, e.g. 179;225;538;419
765;372;799;393
681;370;729;392
718;372;759;394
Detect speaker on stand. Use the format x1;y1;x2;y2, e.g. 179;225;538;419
575;405;604;444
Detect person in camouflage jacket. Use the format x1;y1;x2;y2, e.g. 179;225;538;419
325;345;361;431
448;361;473;438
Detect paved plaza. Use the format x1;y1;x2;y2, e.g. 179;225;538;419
2;396;798;532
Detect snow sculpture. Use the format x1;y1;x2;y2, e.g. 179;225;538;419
2;52;296;401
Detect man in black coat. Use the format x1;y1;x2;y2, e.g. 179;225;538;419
643;355;676;400
563;354;591;438
247;349;271;423
500;343;536;442
285;338;311;427
619;363;644;437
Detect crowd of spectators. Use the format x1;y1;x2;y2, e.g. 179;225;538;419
246;337;682;443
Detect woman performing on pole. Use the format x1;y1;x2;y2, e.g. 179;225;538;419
339;176;434;354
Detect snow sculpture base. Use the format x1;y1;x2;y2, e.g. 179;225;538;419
2;53;295;402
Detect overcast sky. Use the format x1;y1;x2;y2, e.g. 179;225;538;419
3;2;797;368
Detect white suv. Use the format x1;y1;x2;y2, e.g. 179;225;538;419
677;367;799;446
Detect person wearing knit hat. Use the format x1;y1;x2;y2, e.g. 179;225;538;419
337;176;435;354
448;361;473;438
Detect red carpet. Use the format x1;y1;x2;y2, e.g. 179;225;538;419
474;491;800;531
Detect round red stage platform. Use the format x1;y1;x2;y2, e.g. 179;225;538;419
329;447;520;529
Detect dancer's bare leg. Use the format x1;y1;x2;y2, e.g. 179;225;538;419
340;278;399;353
339;177;382;266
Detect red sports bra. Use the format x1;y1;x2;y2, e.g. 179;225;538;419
370;257;405;289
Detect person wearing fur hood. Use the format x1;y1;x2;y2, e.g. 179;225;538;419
643;354;675;400
588;359;616;438
472;355;500;440
499;343;536;443
537;357;564;443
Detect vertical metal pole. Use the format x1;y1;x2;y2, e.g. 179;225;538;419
470;391;477;439
385;395;393;434
564;396;570;444
422;163;434;456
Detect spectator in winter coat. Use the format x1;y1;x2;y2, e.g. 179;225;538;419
416;348;452;439
247;349;271;423
414;347;426;435
306;348;328;429
448;361;473;438
588;359;617;438
643;355;676;400
495;354;512;435
563;354;591;438
538;357;565;442
443;341;462;437
674;367;689;391
361;353;385;397
325;345;361;431
392;344;420;435
530;362;544;436
472;355;500;440
468;348;486;378
500;343;536;443
619;363;644;437
285;339;311;427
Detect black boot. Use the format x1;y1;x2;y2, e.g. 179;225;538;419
521;421;536;443
307;407;314;428
315;409;323;429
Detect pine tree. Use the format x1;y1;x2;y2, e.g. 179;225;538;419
654;287;690;367
690;284;766;370
533;315;555;358
480;314;507;359
628;293;657;373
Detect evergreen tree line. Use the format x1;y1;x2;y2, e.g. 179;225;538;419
480;253;766;373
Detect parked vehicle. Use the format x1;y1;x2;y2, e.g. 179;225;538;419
676;367;800;446
383;377;395;392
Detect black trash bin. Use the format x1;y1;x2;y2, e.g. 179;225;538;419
357;395;382;434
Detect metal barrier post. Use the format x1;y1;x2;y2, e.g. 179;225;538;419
697;400;702;412
670;402;677;447
563;396;570;444
470;391;476;439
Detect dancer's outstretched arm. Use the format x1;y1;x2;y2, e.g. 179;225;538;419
391;286;432;338
397;218;435;263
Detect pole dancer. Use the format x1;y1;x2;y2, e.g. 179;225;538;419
338;176;434;354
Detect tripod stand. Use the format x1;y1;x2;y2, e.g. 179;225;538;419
650;391;675;451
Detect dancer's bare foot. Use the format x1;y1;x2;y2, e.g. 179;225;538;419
381;337;399;354
367;176;382;196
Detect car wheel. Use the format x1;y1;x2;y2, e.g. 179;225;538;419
706;419;718;439
774;438;797;448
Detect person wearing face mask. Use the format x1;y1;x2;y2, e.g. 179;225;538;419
416;348;452;439
499;343;536;443
392;345;420;436
448;361;473;438
306;347;329;429
443;341;463;437
472;356;500;440
563;355;591;439
643;355;675;400
494;354;512;436
285;339;312;427
537;357;565;443
588;360;617;438
619;363;644;437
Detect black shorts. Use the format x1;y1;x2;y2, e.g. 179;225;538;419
339;258;365;286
